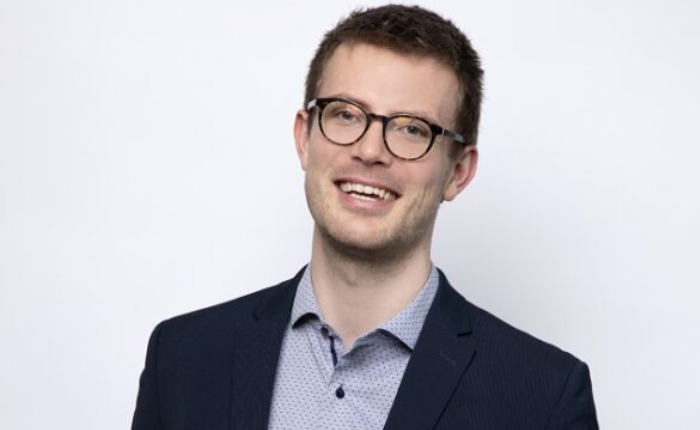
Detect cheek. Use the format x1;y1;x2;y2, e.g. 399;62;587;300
306;135;333;163
410;173;453;207
304;144;339;193
413;164;452;194
303;145;327;177
307;140;350;179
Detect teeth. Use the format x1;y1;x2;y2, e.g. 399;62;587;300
338;182;396;201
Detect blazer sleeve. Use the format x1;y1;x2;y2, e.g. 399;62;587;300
545;361;599;430
131;322;164;430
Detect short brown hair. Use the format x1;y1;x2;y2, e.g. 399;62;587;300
304;5;484;148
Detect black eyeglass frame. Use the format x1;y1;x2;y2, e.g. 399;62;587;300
307;97;468;161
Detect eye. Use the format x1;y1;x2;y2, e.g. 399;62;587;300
403;125;428;137
337;109;359;122
324;101;365;125
392;117;431;140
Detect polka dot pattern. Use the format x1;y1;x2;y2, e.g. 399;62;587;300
268;266;439;430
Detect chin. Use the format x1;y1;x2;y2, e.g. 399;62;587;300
318;223;423;265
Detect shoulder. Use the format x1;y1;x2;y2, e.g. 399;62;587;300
437;271;588;388
466;299;582;371
152;268;303;343
436;276;598;425
438;270;583;369
465;302;598;427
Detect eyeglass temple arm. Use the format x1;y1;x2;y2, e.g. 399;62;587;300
439;128;467;145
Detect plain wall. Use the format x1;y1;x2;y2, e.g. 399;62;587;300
1;0;698;428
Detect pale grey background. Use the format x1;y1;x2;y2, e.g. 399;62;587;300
1;0;698;429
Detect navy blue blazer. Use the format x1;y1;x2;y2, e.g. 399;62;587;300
132;268;598;429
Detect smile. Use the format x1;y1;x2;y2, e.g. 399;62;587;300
337;181;398;201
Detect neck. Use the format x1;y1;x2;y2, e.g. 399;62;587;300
309;228;433;350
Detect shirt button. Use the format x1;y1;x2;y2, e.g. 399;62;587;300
321;327;329;337
335;386;345;399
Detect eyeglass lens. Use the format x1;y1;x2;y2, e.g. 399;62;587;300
320;100;433;160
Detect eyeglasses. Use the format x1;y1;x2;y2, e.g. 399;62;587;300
307;97;468;161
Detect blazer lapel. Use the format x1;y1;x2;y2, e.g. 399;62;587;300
229;269;304;430
383;270;477;430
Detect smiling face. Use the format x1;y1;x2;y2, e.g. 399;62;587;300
295;43;478;263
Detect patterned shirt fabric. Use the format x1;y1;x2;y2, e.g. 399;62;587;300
267;265;439;430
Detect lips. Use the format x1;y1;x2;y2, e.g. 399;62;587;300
336;181;398;201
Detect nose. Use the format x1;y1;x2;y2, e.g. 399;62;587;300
350;117;393;166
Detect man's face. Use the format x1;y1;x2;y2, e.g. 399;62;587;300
294;43;477;260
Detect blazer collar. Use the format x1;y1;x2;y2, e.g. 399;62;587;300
229;266;476;430
382;268;477;430
229;267;305;430
252;267;306;321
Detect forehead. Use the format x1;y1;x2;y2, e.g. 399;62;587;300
318;42;460;126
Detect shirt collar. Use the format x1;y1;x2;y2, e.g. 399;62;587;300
378;266;439;350
289;264;440;350
290;266;323;326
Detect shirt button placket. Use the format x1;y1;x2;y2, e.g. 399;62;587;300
322;325;347;401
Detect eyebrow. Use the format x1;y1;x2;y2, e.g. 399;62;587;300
322;92;444;126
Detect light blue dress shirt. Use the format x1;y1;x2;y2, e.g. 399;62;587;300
268;265;439;430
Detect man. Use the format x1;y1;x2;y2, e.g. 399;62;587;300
132;5;598;430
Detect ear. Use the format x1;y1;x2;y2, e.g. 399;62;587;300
294;109;310;171
442;146;478;202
